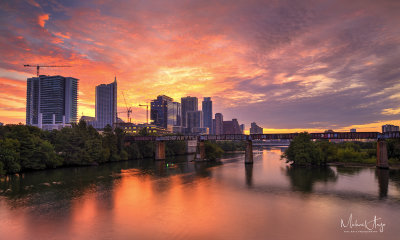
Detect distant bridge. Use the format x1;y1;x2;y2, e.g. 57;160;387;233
124;131;400;169
125;131;400;142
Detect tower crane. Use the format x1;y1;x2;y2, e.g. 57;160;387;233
122;92;132;123
24;64;72;77
139;104;149;124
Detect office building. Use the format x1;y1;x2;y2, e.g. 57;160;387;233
95;77;117;129
181;96;198;128
186;110;206;134
171;102;181;127
212;119;216;135
223;118;242;134
250;122;263;134
382;124;399;133
26;75;78;130
151;95;173;129
350;128;357;133
202;97;212;133
214;113;224;135
240;124;245;133
150;95;181;131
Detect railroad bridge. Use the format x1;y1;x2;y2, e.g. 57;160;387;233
124;132;400;169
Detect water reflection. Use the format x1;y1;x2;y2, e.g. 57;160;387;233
244;164;253;187
284;166;337;192
375;168;389;199
1;150;400;240
336;166;363;176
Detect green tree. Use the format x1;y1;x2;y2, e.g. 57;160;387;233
282;132;323;166
0;138;21;173
205;141;224;160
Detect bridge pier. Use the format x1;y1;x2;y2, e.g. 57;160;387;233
195;141;206;161
155;141;166;161
377;139;389;169
186;140;197;154
245;140;253;164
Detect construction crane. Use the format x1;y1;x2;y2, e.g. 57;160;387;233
24;64;72;77
122;92;132;123
139;104;149;124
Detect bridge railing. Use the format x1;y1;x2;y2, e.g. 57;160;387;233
124;132;399;142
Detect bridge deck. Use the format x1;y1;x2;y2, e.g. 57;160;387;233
124;132;400;142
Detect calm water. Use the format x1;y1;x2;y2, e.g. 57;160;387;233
1;148;400;240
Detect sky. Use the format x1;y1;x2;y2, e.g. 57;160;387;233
0;0;399;133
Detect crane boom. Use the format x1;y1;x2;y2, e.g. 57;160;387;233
24;64;71;77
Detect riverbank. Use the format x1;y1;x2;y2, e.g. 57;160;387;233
327;162;400;169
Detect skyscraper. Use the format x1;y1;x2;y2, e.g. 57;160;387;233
26;75;78;128
215;113;223;135
95;77;117;129
181;96;198;128
187;111;204;134
151;95;173;129
171;102;181;127
202;97;212;133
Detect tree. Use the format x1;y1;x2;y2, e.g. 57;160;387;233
282;132;323;166
0;138;21;173
205;141;224;160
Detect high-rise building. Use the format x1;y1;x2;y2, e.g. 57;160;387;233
215;113;223;135
187;111;206;134
240;124;245;133
250;122;263;134
181;96;198;128
151;95;173;129
26;75;78;129
212;119;216;135
150;95;181;131
223;118;242;134
95;77;117;129
382;124;399;133
171;102;181;127
202;97;212;133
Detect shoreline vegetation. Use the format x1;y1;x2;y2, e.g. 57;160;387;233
0;121;226;176
281;132;400;167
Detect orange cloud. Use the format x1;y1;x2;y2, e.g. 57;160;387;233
38;13;49;28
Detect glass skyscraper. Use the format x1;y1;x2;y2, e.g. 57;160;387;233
95;77;117;129
26;75;78;127
181;96;198;128
150;95;180;131
202;97;212;133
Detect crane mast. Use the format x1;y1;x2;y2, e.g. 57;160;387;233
139;104;149;124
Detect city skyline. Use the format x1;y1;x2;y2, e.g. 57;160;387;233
1;0;400;133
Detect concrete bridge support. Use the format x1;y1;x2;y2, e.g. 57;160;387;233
155;141;166;161
186;140;198;154
245;140;253;164
377;139;389;169
195;141;206;161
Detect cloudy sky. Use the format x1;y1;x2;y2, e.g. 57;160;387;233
0;0;399;132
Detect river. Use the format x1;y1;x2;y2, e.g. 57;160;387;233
1;148;400;240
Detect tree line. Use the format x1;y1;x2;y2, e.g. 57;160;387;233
0;120;223;175
281;132;400;166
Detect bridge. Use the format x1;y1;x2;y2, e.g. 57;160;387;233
124;132;400;169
